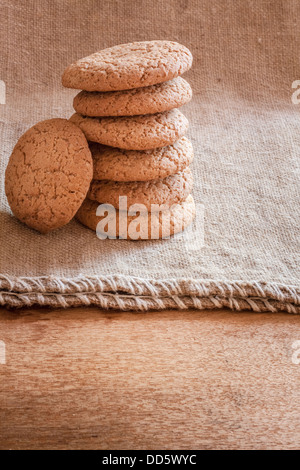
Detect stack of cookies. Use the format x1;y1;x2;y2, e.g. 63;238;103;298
62;41;195;240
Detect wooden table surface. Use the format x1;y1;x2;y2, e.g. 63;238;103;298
0;307;299;450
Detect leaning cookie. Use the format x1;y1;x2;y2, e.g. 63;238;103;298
88;168;193;211
70;109;188;150
62;40;193;92
91;137;193;182
73;77;192;117
76;195;196;240
5;119;93;234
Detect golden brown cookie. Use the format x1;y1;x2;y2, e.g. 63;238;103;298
76;195;196;240
5;119;93;234
73;77;192;116
88;168;193;210
62;41;193;92
91;137;193;182
70;109;189;150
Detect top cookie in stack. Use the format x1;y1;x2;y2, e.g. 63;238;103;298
62;41;192;92
62;41;195;240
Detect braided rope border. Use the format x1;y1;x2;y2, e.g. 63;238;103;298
0;275;299;313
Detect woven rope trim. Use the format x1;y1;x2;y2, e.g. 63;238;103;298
0;275;299;313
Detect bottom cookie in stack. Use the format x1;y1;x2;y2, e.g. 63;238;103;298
76;194;195;240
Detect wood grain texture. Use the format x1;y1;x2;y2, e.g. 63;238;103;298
0;307;299;450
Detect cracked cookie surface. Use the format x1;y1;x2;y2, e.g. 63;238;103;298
5;118;93;233
70;109;189;150
76;195;196;240
62;41;193;92
73;77;192;116
91;137;193;182
88;167;193;210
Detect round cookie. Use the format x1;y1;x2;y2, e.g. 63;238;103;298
88;168;193;211
73;77;192;117
76;195;196;240
70;109;189;150
91;137;193;182
5;119;93;234
62;41;193;92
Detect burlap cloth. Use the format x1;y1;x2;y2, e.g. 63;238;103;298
0;0;299;313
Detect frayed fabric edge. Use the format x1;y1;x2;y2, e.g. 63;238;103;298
0;274;299;313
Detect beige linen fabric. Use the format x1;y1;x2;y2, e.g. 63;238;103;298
0;0;299;312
